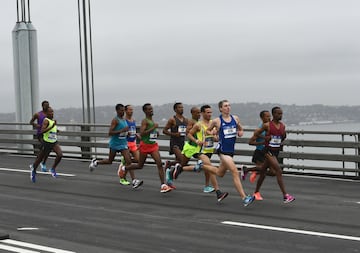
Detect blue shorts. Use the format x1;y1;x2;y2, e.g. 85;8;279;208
110;143;128;153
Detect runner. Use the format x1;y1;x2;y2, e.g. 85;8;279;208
252;106;295;203
29;106;62;182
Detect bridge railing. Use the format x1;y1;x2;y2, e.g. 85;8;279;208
0;122;359;178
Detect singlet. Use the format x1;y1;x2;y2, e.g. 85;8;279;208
141;118;158;144
218;115;237;153
265;121;286;150
198;121;215;154
255;123;266;151
43;118;57;143
170;116;187;149
37;111;47;135
109;116;128;148
126;119;137;143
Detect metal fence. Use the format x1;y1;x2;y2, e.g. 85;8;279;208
0;122;359;178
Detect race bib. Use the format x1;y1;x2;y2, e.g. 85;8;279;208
223;126;236;139
118;131;128;140
178;125;187;136
269;135;282;148
48;131;57;141
128;126;136;138
204;136;214;148
203;136;214;152
149;131;158;142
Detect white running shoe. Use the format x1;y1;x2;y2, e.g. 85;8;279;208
132;179;143;189
89;158;97;171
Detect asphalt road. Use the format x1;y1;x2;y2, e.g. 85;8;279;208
0;153;359;253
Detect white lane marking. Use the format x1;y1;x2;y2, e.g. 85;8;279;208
0;168;76;177
222;221;360;242
0;243;40;253
285;174;360;183
2;239;76;253
17;227;39;231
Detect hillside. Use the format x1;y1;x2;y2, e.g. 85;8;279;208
1;103;360;127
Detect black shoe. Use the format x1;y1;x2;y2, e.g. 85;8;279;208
172;163;183;179
217;192;229;202
239;165;248;180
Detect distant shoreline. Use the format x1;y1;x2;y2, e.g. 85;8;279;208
1;103;360;128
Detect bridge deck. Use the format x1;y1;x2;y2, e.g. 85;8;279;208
0;154;359;252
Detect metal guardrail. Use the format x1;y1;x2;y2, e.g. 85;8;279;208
0;122;359;178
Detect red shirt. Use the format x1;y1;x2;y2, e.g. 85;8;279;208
265;121;285;150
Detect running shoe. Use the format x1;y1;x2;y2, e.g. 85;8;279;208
167;182;177;190
117;165;126;179
283;193;295;204
165;167;173;183
249;171;257;183
217;191;229;202
239;165;248;180
193;160;203;172
253;191;263;201
172;163;183;179
166;168;176;189
203;185;215;193
243;195;255;207
30;164;36;183
50;168;57;178
89;158;97;171
119;178;131;186
132;179;143;189
160;184;172;193
40;162;48;172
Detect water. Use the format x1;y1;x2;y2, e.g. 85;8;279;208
286;122;360;175
287;121;360;132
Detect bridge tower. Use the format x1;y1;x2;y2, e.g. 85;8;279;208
12;0;39;153
12;0;39;124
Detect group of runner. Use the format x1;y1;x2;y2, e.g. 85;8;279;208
29;99;295;206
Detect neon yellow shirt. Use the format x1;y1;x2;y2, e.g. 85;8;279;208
43;118;57;143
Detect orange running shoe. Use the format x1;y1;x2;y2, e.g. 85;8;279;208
253;191;263;201
249;172;257;183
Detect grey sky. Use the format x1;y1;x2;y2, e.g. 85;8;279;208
1;0;359;113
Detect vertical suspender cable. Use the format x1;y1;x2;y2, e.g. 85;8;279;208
27;0;31;22
77;0;95;158
16;0;20;22
77;0;86;123
82;0;91;124
87;0;96;154
21;0;25;22
87;0;96;124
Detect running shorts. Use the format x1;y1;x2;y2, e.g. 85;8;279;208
139;141;159;154
127;141;138;152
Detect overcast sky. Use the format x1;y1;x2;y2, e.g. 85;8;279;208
1;0;359;113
